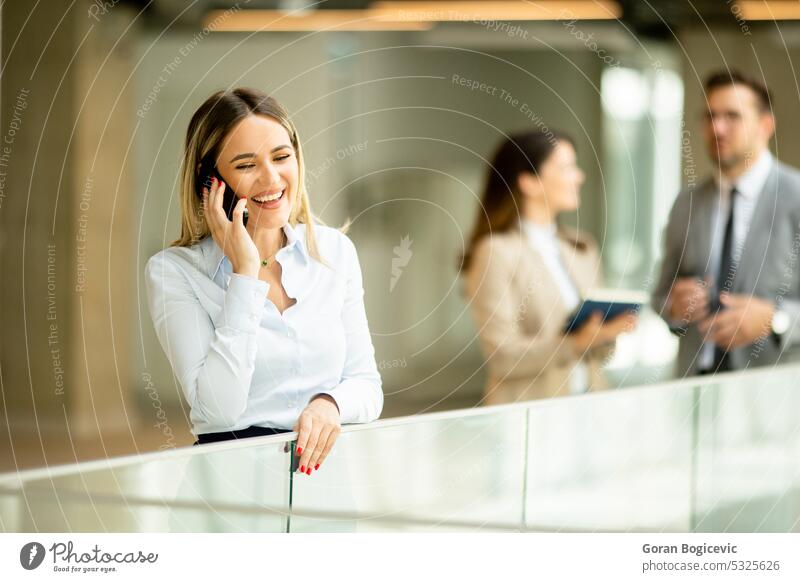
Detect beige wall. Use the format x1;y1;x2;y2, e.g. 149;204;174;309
678;25;800;181
1;1;139;445
1;2;81;433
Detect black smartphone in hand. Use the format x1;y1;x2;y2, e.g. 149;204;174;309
196;159;248;227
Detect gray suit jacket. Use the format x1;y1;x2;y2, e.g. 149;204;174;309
652;159;800;377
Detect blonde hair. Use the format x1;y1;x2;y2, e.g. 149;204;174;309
172;87;345;262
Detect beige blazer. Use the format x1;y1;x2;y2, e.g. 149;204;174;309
464;225;612;405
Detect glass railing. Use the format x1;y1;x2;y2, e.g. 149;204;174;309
1;363;799;532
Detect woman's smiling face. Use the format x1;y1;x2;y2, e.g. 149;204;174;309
215;114;299;230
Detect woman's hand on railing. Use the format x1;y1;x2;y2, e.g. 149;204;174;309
293;394;341;476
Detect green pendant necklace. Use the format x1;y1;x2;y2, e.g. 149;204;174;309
259;232;286;269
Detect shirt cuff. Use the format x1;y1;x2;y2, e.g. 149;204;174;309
217;273;268;334
310;392;340;413
313;380;375;425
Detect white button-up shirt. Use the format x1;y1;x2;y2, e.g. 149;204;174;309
698;149;773;370
521;220;589;394
145;222;383;436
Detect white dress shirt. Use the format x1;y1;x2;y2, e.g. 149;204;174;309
698;149;774;370
521;220;589;394
145;222;383;436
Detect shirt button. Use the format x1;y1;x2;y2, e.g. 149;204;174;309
250;314;259;323
287;328;295;338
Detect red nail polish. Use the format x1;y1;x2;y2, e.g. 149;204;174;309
314;464;320;470
306;467;312;475
299;465;305;473
296;447;303;455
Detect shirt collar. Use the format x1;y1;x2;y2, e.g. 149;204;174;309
717;149;774;200
201;221;309;281
520;218;557;240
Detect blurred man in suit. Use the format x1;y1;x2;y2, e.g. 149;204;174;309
653;69;800;376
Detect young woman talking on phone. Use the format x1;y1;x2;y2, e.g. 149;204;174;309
145;88;383;475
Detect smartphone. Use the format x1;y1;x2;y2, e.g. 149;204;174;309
196;159;248;227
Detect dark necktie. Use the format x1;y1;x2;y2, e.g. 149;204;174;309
712;185;739;372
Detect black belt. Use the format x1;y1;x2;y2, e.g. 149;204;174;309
194;426;291;445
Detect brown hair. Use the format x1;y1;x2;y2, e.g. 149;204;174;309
171;87;342;261
704;69;773;113
459;129;574;272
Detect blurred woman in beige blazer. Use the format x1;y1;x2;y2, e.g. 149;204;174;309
462;130;636;405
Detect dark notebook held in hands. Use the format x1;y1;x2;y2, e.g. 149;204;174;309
563;289;647;334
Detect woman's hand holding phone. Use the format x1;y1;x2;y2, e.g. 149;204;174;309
202;177;260;278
